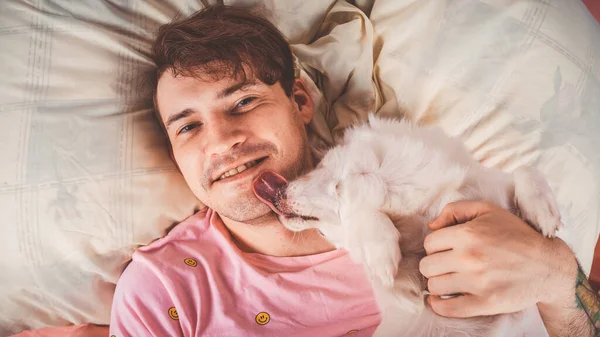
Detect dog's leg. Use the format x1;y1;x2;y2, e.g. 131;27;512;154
342;209;402;289
513;166;562;238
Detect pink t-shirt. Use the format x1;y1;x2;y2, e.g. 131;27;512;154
109;208;381;337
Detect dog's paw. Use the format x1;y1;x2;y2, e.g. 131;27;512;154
343;210;402;288
513;167;562;238
362;239;402;288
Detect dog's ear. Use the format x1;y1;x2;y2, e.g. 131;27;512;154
346;141;381;173
339;165;387;211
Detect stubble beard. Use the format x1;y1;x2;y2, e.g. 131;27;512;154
216;143;311;224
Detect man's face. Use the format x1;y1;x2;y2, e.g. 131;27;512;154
156;70;314;223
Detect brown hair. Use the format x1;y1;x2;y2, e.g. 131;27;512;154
151;4;295;119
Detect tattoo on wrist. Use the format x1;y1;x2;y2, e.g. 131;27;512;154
575;263;600;335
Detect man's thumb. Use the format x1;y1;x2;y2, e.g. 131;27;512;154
428;200;495;230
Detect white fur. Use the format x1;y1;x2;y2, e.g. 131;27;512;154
279;115;560;337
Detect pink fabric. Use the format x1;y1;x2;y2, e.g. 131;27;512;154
110;208;381;337
10;324;108;337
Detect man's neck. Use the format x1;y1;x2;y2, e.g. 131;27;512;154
220;213;335;257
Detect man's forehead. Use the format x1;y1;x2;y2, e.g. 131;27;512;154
155;69;266;122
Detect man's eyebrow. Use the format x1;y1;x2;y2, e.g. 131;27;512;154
217;79;258;99
165;108;195;130
164;79;259;130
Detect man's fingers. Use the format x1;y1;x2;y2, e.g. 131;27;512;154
426;272;471;296
428;200;496;230
423;225;461;255
419;250;459;277
428;293;488;318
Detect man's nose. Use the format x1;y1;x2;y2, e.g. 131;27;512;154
204;119;246;156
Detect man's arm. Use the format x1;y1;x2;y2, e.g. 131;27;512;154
574;265;600;335
536;245;598;337
419;200;597;336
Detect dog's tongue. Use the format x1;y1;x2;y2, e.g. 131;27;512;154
252;171;289;215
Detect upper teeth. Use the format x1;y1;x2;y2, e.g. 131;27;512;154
218;159;260;181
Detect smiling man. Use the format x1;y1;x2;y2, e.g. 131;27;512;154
109;4;599;337
109;5;381;337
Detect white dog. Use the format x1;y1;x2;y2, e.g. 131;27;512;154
253;115;561;337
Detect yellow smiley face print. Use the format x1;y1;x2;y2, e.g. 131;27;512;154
184;258;197;267
255;311;270;325
168;307;179;320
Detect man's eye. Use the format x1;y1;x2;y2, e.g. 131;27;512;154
235;97;256;109
177;123;200;135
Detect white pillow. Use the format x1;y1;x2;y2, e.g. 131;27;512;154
368;0;600;275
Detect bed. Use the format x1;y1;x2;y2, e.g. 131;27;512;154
1;0;599;334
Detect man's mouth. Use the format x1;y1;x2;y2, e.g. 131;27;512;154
215;157;267;182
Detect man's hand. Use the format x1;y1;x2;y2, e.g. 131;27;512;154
419;200;596;337
419;200;576;316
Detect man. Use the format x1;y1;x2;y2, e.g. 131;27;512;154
109;4;599;337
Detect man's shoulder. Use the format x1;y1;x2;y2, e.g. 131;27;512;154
117;208;215;292
138;207;212;254
122;207;217;281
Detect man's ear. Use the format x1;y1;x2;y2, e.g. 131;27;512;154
291;78;314;125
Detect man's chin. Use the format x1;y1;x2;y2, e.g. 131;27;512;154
210;195;276;223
